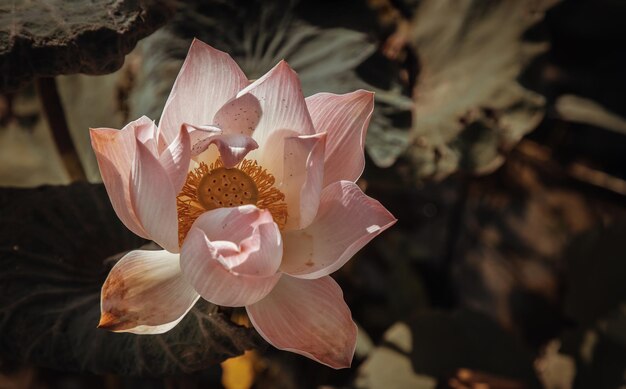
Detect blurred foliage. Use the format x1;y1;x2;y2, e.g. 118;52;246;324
393;0;556;179
558;222;626;389
404;310;538;384
563;222;626;326
555;95;626;136
357;310;543;389
356;322;437;389
0;89;71;186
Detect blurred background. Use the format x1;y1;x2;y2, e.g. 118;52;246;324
1;0;626;388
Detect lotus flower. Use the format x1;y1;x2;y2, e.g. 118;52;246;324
90;39;396;368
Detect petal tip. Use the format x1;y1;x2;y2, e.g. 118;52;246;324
89;127;116;142
355;89;375;98
319;348;354;369
325;320;357;369
189;37;212;51
381;208;398;229
330;358;353;370
275;59;297;76
97;311;124;331
189;37;232;60
134;136;155;158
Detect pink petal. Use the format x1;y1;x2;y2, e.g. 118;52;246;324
281;181;396;278
281;133;326;230
213;93;262;137
180;206;283;307
237;61;315;155
246;275;357;369
158;39;248;145
98;250;200;334
158;123;191;192
90;117;152;239
131;140;180;253
306;90;374;186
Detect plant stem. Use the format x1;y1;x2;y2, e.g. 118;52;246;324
36;77;86;181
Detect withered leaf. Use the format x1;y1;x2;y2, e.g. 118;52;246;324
370;0;558;178
0;0;174;92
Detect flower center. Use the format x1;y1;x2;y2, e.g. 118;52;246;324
197;167;259;209
177;159;287;244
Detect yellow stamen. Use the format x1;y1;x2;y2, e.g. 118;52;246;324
177;159;287;244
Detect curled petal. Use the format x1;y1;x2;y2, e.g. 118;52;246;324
237;61;315;154
181;229;281;307
213;93;262;137
183;124;258;166
189;205;275;247
246;275;357;369
207;133;259;168
158;123;191;192
90;116;152;239
180;206;283;307
159;39;248;144
281;181;396;278
184;123;222;156
131;140;180;253
306;90;374;186
98;250;200;334
190;206;282;275
134;119;159;155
